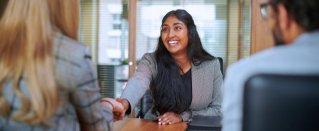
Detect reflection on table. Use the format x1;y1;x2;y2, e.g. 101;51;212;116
114;118;188;131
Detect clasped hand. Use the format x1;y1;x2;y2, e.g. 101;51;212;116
100;97;125;122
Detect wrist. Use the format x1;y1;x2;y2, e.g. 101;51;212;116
122;99;130;111
105;103;113;111
179;114;183;122
101;100;113;111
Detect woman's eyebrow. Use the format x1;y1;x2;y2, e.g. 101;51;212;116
162;24;169;27
162;22;183;27
173;23;183;26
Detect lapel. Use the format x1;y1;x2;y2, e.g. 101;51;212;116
189;61;215;110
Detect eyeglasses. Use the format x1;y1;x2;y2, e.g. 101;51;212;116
260;3;270;21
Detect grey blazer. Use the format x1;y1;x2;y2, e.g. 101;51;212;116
121;53;223;121
0;33;113;131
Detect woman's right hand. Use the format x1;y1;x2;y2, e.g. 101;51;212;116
100;98;125;122
114;98;130;121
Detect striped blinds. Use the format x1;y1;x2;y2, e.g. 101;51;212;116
79;0;99;64
97;65;115;98
227;0;240;67
241;0;251;58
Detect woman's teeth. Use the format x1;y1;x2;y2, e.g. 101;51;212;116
169;41;178;44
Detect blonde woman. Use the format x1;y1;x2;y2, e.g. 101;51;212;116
0;0;124;130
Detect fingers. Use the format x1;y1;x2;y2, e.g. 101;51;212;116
113;113;124;122
100;97;126;123
113;102;125;113
161;115;170;122
159;117;176;125
158;113;171;125
104;98;125;114
113;111;125;118
157;112;169;121
169;121;175;125
113;116;123;121
116;97;121;102
164;116;174;125
161;116;172;125
157;112;182;125
114;112;124;117
168;120;175;125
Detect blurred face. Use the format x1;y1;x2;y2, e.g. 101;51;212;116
260;0;285;45
161;15;189;55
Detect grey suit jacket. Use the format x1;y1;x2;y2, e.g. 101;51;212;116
0;33;113;131
121;53;223;121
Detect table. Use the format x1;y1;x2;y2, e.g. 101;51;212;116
114;118;188;131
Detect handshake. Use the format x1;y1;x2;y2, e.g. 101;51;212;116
100;98;183;125
100;97;129;122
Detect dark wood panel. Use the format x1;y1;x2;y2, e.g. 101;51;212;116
251;0;274;54
128;0;137;78
0;0;9;19
128;0;137;118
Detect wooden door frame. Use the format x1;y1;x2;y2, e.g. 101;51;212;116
128;0;137;118
250;0;274;54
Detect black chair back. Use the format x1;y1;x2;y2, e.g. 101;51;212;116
243;74;319;131
137;91;152;118
136;57;224;118
217;57;223;75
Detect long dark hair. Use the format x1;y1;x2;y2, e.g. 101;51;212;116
150;9;215;115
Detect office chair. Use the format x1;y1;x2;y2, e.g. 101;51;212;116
243;74;319;131
217;57;223;75
135;91;152;118
136;57;224;118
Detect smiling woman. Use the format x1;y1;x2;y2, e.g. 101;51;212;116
119;9;223;125
161;15;189;56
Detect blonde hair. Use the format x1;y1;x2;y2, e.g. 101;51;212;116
0;0;79;125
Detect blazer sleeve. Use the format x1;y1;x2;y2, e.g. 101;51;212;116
70;48;113;131
120;53;156;114
180;59;223;121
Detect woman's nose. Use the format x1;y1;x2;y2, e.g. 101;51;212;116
168;30;175;38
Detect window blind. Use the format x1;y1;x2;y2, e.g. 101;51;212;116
227;0;251;66
241;0;251;58
79;0;99;64
227;0;239;67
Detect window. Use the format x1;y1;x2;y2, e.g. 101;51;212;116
97;0;129;98
98;0;128;65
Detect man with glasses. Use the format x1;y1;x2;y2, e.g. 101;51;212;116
221;0;319;131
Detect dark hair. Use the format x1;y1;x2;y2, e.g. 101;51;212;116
150;9;215;115
270;0;319;31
